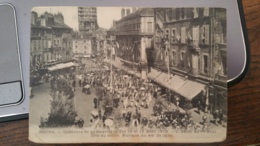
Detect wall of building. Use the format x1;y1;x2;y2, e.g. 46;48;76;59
30;27;53;67
154;8;227;82
115;9;154;64
78;7;97;33
153;7;227;113
140;17;154;34
72;39;92;55
30;11;73;71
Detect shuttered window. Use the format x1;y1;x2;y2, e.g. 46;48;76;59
204;8;209;16
201;25;209;44
181;27;186;43
192;27;199;46
165;29;170;41
172;29;176;43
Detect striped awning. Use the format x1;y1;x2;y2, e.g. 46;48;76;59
48;65;59;71
176;80;205;100
166;75;187;92
155;72;171;86
147;68;161;80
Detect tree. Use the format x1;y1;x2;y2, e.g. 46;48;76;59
40;78;77;128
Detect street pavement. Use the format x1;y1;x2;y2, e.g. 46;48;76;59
30;76;97;127
30;81;52;126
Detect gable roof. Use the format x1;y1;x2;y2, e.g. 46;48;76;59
48;21;72;30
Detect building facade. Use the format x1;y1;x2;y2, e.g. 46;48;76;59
153;8;227;114
30;11;73;71
114;8;155;79
31;12;52;70
72;37;92;58
78;7;97;34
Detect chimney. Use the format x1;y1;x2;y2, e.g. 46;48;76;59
31;11;38;25
126;8;130;16
121;8;125;18
40;17;46;26
54;12;64;24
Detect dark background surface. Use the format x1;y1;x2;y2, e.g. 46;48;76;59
1;0;260;145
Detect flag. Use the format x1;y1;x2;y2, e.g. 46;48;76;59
115;41;119;49
35;61;41;70
165;49;169;67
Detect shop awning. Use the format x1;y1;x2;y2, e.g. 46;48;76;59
147;68;161;80
166;75;187;91
176;80;205;100
48;65;59;71
53;64;64;70
63;62;75;68
48;62;76;72
121;66;141;77
154;72;171;87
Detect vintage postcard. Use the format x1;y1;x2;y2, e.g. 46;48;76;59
29;6;227;143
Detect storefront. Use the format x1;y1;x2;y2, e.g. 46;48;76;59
47;62;76;74
148;70;207;110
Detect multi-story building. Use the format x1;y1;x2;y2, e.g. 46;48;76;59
152;8;227;114
78;7;97;34
50;12;73;61
72;36;92;58
31;11;52;70
30;11;73;70
114;8;154;79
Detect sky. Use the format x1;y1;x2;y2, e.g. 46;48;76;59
32;7;131;30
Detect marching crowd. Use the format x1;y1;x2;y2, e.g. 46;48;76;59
42;58;224;132
75;59;220;132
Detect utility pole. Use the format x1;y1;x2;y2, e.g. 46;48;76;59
110;36;113;92
165;40;171;102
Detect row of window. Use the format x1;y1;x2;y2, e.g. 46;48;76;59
74;40;90;43
31;31;52;38
75;51;89;54
156;25;210;45
78;12;96;15
117;22;154;33
31;40;52;51
159;48;209;74
75;45;90;49
78;7;96;11
78;15;97;19
31;39;72;51
117;23;140;32
53;39;71;48
160;7;210;22
79;22;95;27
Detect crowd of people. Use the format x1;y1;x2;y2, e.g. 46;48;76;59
73;58;217;132
39;57;224;132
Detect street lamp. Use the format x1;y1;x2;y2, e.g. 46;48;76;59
110;35;116;93
164;40;171;102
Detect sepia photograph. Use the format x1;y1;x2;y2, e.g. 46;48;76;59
29;6;227;143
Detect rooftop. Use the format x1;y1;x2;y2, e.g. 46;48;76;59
117;8;154;23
